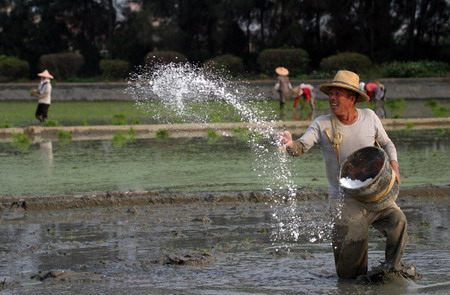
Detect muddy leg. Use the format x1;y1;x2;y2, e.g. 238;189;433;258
372;205;408;269
331;198;370;279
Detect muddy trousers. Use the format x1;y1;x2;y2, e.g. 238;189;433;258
330;198;408;279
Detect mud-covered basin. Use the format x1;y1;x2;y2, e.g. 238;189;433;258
339;146;398;211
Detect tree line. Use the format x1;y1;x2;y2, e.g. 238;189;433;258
0;0;448;77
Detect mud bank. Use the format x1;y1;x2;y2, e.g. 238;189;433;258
1;186;449;213
1;117;449;142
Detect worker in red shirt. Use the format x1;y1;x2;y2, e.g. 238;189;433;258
364;81;386;118
291;83;315;120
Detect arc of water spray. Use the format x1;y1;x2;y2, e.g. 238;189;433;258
127;63;331;245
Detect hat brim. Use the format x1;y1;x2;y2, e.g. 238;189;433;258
275;67;289;76
318;82;369;103
38;74;53;79
38;71;54;79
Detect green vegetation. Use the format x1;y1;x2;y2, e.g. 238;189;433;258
380;61;450;78
405;122;415;129
385;98;406;118
156;129;171;139
43;120;59;127
11;133;31;151
257;48;309;76
206;128;220;144
0;102;151;127
112;113;127;125
232;127;250;142
112;128;136;147
319;52;372;74
58;130;72;145
204;54;245;77
0;55;29;82
40;53;84;80
99;59;130;80
425;100;450;118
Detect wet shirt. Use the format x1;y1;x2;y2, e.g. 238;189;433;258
291;108;397;198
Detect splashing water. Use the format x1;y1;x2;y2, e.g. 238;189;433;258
126;63;331;245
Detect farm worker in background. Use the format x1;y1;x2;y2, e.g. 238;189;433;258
291;83;315;119
277;70;418;280
365;81;387;119
273;67;292;111
31;70;54;123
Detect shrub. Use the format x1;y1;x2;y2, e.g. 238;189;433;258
0;55;30;82
380;60;450;78
257;48;309;76
145;51;187;67
99;59;130;79
204;54;244;77
320;52;372;74
39;53;85;80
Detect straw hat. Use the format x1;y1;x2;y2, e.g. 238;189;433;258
318;70;369;102
37;70;54;79
275;67;289;76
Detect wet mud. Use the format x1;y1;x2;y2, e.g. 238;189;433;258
1;186;449;213
1;194;450;295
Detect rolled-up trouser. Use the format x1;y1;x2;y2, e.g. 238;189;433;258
330;198;408;279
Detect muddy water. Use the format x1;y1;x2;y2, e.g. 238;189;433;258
1;129;449;197
1;198;450;294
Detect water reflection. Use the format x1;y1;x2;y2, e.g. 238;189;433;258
39;140;53;168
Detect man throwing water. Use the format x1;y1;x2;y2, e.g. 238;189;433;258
277;70;417;280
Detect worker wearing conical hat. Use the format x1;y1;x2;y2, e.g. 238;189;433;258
274;67;292;112
32;70;54;123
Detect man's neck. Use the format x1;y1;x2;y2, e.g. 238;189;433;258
336;108;358;125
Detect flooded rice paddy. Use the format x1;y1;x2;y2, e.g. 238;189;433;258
0;128;450;294
0;128;449;197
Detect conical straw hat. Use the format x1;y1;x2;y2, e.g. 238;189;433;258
37;70;54;79
275;67;289;76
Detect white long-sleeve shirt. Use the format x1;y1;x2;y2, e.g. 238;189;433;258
289;108;397;198
38;79;52;104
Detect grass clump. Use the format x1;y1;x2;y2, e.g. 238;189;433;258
11;133;31;151
58;130;72;145
405;122;415;130
385;98;406;118
43;120;58;127
424;100;450;118
112;128;136;147
232;127;250;142
155;129;170;139
207;128;220;143
112;114;127;125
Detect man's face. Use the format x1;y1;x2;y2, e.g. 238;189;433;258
328;87;356;115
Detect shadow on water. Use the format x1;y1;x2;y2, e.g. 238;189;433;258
1;199;450;294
